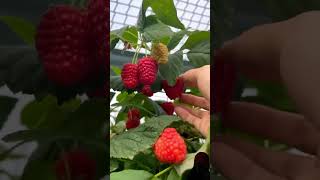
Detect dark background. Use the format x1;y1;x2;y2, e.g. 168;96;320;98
0;0;67;45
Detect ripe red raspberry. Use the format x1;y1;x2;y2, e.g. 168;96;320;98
126;118;140;129
126;108;140;129
55;149;96;180
160;102;174;115
162;77;185;100
87;0;109;69
35;5;91;86
121;63;139;89
128;108;140;120
153;128;187;164
138;57;158;85
141;85;153;97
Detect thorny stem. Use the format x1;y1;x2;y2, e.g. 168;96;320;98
153;165;174;178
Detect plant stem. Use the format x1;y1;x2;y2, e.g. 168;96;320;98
153;165;173;178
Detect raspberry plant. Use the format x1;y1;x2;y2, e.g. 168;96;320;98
0;0;108;179
110;0;210;179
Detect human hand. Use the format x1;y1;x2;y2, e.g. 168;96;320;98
213;11;320;180
174;65;210;137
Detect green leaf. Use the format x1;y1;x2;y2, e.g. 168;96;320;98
63;99;106;137
187;40;210;68
21;160;56;180
21;95;61;129
111;26;138;45
110;159;119;172
0;16;35;45
167;30;189;50
110;76;125;91
143;16;173;42
0;47;49;94
2;129;106;151
182;31;210;50
167;169;180;180
21;96;81;130
111;121;126;134
175;137;210;176
110;115;180;159
159;51;183;86
0;96;17;130
110;170;153;180
111;65;121;75
145;0;185;29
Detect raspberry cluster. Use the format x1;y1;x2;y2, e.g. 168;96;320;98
35;0;108;87
121;56;158;96
153;128;187;164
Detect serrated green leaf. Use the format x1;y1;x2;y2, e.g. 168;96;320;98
111;121;126;134
143;16;173;42
111;26;138;45
110;115;180;159
0;16;35;45
187;40;210;68
145;0;185;29
182;31;210;50
159;51;183;86
0;96;17;131
167;30;188;50
110;170;153;180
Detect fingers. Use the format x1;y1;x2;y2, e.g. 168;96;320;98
174;105;209;137
223;102;320;154
218;135;320;179
212;142;285;180
180;65;210;88
216;20;292;82
179;93;210;110
179;68;199;88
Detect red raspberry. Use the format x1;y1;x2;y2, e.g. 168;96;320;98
153;128;187;164
35;5;91;86
138;57;158;85
128;108;140;120
126;108;140;129
55;149;96;180
141;85;153;97
162;77;185;100
121;63;139;89
126;118;140;129
87;0;109;69
160;102;174;115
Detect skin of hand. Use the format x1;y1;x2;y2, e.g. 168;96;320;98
174;65;210;137
213;11;320;180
